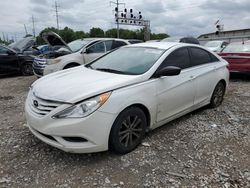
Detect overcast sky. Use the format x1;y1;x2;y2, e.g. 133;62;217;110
0;0;250;41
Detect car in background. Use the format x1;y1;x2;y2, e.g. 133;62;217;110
33;37;131;77
218;40;250;73
161;36;200;45
25;42;229;154
127;39;143;44
0;44;34;76
204;40;228;52
9;36;37;55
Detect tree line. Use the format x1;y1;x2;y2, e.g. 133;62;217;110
36;27;169;45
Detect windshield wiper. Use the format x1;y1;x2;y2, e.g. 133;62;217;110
95;68;126;74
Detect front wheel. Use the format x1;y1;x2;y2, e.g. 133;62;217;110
210;81;226;108
21;62;33;76
109;107;147;154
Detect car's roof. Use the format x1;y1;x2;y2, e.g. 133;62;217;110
128;42;186;50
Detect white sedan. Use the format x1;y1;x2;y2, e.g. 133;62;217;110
25;42;229;154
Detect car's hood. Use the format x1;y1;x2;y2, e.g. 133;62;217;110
32;67;143;103
11;36;35;52
42;31;72;52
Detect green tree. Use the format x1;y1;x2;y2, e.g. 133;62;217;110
89;27;105;37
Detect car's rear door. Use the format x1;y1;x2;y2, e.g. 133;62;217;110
188;47;222;105
155;47;196;123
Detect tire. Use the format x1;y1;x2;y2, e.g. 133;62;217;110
63;63;79;69
210;81;226;108
21;62;33;76
109;107;147;154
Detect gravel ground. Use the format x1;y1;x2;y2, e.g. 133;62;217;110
0;74;249;188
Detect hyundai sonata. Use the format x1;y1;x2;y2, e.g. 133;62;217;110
25;42;229;154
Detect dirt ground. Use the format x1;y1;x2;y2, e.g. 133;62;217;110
0;74;249;188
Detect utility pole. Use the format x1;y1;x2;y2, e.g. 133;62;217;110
24;24;28;35
53;1;60;30
31;15;36;37
110;0;125;38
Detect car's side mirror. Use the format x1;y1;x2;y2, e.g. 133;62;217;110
154;66;181;77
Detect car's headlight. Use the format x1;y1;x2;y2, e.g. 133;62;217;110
48;58;62;65
52;92;111;119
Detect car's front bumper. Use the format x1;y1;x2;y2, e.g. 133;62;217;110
33;58;47;77
25;94;117;153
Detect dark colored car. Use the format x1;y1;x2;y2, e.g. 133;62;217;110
161;36;200;45
0;45;34;76
218;41;250;73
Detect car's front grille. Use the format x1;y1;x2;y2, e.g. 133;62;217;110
28;93;61;117
33;58;47;76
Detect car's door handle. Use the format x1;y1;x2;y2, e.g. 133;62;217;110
190;75;194;79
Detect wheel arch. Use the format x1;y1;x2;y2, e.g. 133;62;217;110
63;62;81;69
116;103;151;131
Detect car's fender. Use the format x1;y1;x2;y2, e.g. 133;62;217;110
98;79;158;128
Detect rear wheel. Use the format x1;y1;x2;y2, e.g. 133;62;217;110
21;62;33;76
109;107;147;154
210;81;226;108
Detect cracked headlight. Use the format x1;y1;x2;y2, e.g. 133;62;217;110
53;92;111;118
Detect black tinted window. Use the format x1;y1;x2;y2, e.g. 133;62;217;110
210;53;219;62
190;47;212;66
112;41;127;49
159;47;190;70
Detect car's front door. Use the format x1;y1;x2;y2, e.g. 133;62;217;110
155;47;196;124
0;46;19;74
83;41;106;63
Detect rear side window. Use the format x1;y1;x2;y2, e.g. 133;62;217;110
159;47;190;70
210;53;219;62
112;41;127;49
190;47;213;66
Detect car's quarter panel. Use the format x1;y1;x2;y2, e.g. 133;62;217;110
190;63;220;105
155;70;195;124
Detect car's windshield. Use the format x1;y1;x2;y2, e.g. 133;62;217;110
68;39;92;52
88;47;165;75
205;41;222;47
222;42;250;53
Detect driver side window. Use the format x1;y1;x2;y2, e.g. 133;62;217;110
158;47;191;70
87;42;105;53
